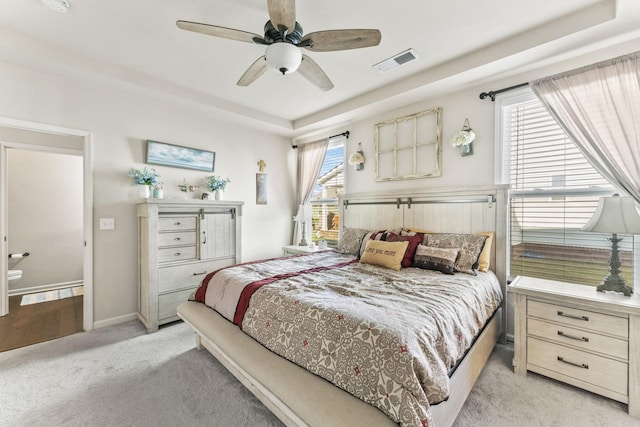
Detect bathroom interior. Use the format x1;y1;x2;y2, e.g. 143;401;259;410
1;128;84;352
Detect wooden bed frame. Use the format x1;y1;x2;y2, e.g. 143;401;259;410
177;185;509;426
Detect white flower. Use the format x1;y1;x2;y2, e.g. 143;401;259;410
450;129;476;147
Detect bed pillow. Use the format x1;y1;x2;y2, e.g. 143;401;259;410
475;231;494;272
385;233;423;268
413;245;460;275
425;233;488;275
360;239;409;271
337;227;369;256
359;230;388;257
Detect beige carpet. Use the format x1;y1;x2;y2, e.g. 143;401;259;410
0;320;638;427
20;285;83;306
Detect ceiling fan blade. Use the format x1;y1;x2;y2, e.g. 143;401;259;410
237;56;269;87
298;55;333;91
301;29;382;52
176;20;264;44
267;0;296;33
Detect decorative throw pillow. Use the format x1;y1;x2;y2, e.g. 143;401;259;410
413;245;460;275
385;233;423;268
359;230;388;257
475;231;494;272
425;233;488;275
338;227;370;256
360;239;409;271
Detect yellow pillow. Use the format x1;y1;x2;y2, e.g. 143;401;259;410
475;231;494;272
360;240;409;271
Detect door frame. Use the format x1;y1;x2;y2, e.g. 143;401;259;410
0;117;93;331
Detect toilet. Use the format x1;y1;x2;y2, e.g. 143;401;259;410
8;270;22;282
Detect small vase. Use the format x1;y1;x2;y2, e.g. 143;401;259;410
139;185;151;199
215;189;223;201
460;142;473;156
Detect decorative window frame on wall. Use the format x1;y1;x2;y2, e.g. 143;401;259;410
374;107;442;182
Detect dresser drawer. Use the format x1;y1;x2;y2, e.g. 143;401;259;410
158;258;236;293
158;216;197;232
157;231;197;248
528;300;628;339
158;245;197;263
528;317;628;360
158;288;195;321
527;337;628;396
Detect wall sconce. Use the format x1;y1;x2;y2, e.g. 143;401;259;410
348;142;365;171
450;118;476;156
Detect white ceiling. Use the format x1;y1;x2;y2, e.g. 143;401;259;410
0;0;639;137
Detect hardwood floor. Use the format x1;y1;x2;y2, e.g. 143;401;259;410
0;293;83;352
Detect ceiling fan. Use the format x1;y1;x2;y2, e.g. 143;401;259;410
176;0;382;91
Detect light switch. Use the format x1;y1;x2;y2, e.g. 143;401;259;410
99;218;115;230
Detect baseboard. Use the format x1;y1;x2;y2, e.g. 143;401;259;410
93;313;138;329
9;280;83;297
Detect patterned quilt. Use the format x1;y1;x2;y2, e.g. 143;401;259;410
192;251;503;427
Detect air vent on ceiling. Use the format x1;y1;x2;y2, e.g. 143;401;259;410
373;49;418;73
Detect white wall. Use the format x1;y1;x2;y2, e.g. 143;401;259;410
344;88;494;194
0;61;295;326
7;149;83;291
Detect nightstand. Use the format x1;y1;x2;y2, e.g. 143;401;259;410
282;245;320;256
509;275;640;418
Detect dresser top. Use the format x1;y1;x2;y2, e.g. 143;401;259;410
509;275;640;315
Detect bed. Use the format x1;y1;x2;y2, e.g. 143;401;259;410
177;185;508;427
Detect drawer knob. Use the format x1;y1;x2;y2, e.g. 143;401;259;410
557;330;589;342
193;271;207;276
557;356;589;370
174;252;181;256
174;237;181;241
174;222;181;226
557;310;589;321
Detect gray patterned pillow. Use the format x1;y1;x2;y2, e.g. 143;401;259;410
413;245;460;275
425;233;488;275
337;227;370;256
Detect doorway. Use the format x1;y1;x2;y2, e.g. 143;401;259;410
0;118;93;340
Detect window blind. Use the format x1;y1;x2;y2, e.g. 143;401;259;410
504;96;633;285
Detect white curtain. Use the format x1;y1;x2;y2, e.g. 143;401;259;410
292;138;329;245
530;51;640;203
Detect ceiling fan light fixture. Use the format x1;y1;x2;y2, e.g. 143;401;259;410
265;42;302;75
41;0;70;13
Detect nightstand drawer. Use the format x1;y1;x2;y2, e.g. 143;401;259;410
528;317;628;360
528;300;628;339
158;245;197;263
158;216;197;232
157;231;197;248
527;337;628;396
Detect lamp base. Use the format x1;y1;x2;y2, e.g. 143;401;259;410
596;277;633;296
298;237;308;247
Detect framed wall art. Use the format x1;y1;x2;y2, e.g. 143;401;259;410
146;140;215;172
374;107;442;181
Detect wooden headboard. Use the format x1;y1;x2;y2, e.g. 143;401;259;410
338;184;509;295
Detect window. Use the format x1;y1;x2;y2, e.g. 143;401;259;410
498;89;634;285
309;136;345;245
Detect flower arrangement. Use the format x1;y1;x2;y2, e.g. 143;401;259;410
204;175;230;191
450;129;476;147
128;167;160;186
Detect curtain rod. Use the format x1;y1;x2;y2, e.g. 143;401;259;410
292;131;349;149
479;82;529;101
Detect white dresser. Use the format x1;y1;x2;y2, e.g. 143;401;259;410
509;276;640;418
137;199;243;332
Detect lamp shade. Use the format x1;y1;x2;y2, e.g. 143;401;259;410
582;195;640;234
266;42;302;75
293;204;311;222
